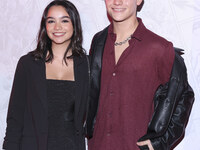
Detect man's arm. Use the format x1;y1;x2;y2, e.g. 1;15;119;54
138;49;194;150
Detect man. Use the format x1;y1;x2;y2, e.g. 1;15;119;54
86;0;194;149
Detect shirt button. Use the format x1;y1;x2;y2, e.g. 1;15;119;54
107;133;111;136
112;72;116;76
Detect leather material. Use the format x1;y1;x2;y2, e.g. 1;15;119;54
86;27;108;138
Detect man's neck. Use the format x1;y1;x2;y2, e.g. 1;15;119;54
113;17;139;40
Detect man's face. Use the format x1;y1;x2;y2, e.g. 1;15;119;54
105;0;142;23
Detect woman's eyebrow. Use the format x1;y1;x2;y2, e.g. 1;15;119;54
46;16;70;19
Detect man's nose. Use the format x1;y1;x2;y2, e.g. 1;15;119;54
113;0;123;5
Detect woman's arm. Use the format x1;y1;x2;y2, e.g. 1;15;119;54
3;57;27;150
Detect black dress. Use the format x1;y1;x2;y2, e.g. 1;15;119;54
46;79;77;150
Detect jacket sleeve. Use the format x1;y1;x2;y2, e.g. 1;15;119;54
3;57;27;150
138;51;194;150
151;83;194;150
86;27;109;139
85;33;99;139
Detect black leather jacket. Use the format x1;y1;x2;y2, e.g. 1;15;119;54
86;27;194;150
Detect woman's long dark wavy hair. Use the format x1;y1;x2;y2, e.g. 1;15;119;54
30;0;85;64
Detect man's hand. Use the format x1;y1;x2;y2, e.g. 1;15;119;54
137;139;154;150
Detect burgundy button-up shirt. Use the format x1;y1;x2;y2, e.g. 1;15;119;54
88;18;175;150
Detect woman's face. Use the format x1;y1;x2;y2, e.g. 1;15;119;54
46;6;73;47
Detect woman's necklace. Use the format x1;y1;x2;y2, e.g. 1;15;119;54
114;35;132;46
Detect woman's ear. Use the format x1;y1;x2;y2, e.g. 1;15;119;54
137;0;143;6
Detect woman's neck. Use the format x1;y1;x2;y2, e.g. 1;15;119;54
51;43;72;60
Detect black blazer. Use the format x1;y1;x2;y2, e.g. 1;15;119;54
3;53;89;150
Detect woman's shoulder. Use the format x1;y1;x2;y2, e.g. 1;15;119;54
75;54;88;62
17;53;34;64
17;52;43;68
18;52;32;61
74;54;89;72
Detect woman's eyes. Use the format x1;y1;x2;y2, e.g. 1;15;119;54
47;20;54;24
62;19;69;23
46;19;69;24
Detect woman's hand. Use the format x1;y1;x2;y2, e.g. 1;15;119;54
137;139;154;150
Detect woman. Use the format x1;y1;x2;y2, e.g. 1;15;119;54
3;0;89;150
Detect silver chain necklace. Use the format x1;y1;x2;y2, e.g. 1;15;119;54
114;35;132;46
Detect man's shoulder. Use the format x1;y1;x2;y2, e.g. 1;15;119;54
139;24;175;58
143;27;171;48
136;18;171;47
90;26;109;54
93;26;109;41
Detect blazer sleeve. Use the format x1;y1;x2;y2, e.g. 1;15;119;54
3;57;27;150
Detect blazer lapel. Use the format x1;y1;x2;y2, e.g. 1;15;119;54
74;56;85;121
32;58;48;114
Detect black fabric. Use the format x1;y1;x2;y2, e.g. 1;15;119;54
86;27;109;138
47;79;76;150
138;145;149;150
